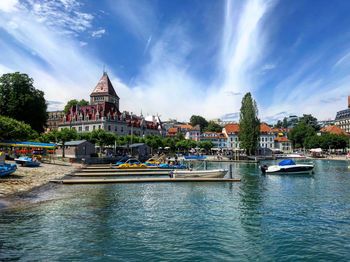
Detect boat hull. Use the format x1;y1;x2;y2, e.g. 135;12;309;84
264;164;314;175
172;169;227;178
0;164;17;177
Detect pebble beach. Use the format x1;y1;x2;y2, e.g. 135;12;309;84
0;161;78;198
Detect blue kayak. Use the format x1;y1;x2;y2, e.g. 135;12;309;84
0;163;17;177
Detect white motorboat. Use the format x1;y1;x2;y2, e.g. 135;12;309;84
260;159;314;175
170;169;228;178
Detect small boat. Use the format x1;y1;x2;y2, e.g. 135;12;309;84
170;169;227;178
14;156;41;167
260;159;314;175
115;156;131;166
116;158;148;169
158;163;187;169
0;163;17;177
184;155;206;160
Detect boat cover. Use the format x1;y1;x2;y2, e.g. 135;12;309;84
278;159;296;166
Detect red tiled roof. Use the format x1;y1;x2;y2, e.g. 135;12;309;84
167;127;179;134
90;73;119;98
224;123;239;133
321;125;349;136
178;124;193;130
260;123;272;133
275;137;290;142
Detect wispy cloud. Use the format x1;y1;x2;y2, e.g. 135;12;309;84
108;0;156;40
1;0;348;123
91;29;106;38
0;0;104;110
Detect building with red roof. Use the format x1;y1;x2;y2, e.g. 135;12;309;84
320;125;349;136
58;72;163;136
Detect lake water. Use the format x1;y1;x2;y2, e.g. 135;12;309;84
1;160;350;261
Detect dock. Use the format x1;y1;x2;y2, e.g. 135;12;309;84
73;171;171;176
78;168;174;173
50;178;241;184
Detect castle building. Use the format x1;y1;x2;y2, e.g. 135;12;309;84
58;73;163;136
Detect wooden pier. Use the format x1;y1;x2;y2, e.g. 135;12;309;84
73;171;171;176
50;178;241;184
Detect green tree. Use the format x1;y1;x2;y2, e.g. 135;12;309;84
288;121;316;148
145;135;163;154
39;129;58;143
89;129;117;151
56;128;77;157
198;141;213;151
238;93;260;156
64;99;89;114
204;121;222;132
0;72;47;132
163;137;176;151
190;115;208;131
299;114;320;131
0;115;38;141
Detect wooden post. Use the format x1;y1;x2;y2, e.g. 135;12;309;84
204;160;207;170
229;165;233;178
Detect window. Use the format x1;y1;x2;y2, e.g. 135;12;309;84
108;125;111;131
98;125;101;129
93;125;96;130
85;126;89;131
78;126;82;132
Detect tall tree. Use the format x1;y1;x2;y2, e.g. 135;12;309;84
190;115;208;131
238;93;260;156
64;99;89;113
0;72;47;132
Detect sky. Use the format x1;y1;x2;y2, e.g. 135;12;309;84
0;0;349;123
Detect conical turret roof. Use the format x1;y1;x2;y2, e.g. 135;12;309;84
90;72;119;98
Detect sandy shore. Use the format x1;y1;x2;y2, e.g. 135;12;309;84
0;161;79;198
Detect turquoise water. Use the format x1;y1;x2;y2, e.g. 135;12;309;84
1;160;350;261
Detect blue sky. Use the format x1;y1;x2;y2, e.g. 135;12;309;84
0;0;349;123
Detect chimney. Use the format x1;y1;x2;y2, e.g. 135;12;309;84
348;95;350;109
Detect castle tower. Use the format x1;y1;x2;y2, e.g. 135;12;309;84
90;72;120;110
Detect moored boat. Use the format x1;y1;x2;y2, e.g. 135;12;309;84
171;169;227;178
116;158;148;169
184;155;206;160
0;163;17;177
260;159;314;175
14;156;41;167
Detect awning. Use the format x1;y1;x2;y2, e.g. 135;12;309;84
0;141;57;149
310;148;322;153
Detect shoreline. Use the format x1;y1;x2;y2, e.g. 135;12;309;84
0;160;80;209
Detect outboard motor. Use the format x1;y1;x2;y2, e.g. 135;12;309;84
260;165;268;174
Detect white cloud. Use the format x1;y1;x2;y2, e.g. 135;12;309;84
0;0;18;12
91;29;106;38
0;2;102;110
